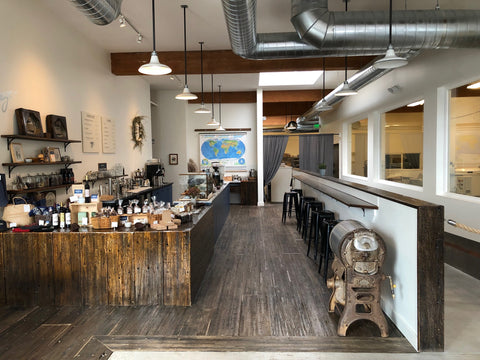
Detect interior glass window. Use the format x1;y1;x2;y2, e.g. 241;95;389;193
381;102;424;186
449;82;480;197
350;119;368;177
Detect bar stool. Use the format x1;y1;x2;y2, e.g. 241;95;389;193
302;201;324;243
306;209;334;259
297;196;315;232
281;191;299;223
290;189;303;218
318;218;339;279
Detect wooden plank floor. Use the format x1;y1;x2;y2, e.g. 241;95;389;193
0;204;414;359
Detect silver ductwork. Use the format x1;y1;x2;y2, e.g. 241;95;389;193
222;0;480;59
70;0;122;25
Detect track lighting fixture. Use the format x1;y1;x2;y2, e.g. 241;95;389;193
136;34;143;43
119;14;126;27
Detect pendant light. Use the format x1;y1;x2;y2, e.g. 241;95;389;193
216;85;225;131
176;5;198;100
374;0;408;69
318;58;333;110
138;0;172;75
207;74;219;126
335;0;357;97
194;42;211;113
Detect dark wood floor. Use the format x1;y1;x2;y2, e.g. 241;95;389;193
0;204;413;359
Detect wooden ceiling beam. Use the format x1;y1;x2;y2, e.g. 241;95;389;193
188;89;334;104
111;50;376;76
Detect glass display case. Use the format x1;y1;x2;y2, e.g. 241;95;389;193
179;172;213;199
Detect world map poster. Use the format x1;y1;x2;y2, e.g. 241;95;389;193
199;132;247;171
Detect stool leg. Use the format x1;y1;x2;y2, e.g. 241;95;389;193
306;213;314;257
281;194;287;223
288;195;293;217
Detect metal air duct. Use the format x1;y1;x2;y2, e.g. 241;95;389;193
70;0;122;25
222;0;480;59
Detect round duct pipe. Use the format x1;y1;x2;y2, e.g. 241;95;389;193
70;0;123;26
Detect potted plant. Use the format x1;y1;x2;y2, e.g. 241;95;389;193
318;163;327;176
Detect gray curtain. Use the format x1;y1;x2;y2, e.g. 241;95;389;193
263;135;289;185
299;134;334;175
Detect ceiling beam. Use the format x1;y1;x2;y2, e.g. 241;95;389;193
111;50;376;76
188;89;334;104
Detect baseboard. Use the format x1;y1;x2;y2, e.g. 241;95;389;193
444;232;480;280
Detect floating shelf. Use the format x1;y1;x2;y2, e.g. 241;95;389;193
7;182;81;196
1;134;81;151
2;161;82;177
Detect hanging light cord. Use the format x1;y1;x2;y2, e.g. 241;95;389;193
344;0;348;82
218;85;222;125
182;5;188;86
151;0;156;51
211;74;215;117
322;57;326;98
199;42;204;104
389;0;393;45
435;0;440;10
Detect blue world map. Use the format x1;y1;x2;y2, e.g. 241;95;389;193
201;139;246;160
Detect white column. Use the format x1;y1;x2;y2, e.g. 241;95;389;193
256;89;264;206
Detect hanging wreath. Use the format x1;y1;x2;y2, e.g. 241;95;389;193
131;115;146;149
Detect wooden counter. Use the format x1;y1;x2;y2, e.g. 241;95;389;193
0;185;230;307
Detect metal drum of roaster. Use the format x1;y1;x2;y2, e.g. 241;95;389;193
327;220;389;338
329;219;386;275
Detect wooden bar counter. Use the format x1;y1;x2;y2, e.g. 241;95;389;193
0;185;230;307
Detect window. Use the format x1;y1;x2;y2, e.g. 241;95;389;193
449;83;480;197
350;119;368;177
381;102;424;186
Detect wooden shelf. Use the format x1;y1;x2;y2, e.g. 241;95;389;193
2;161;82;177
7;183;81;195
1;134;81;151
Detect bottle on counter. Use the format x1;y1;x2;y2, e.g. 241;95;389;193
51;205;59;229
84;175;91;203
65;204;71;229
59;203;66;229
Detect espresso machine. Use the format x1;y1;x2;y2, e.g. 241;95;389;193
145;162;165;186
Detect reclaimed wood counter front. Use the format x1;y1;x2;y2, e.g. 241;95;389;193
0;185;230;307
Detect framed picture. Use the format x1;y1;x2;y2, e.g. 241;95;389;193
15;108;44;137
46;147;61;162
46;114;68;139
169;153;178;165
10;143;24;163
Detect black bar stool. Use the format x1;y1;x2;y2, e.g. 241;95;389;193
306;209;334;259
302;201;324;243
281;191;299;223
318;218;339;279
297;196;315;232
290;189;302;218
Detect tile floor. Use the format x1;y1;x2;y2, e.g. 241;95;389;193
111;264;480;360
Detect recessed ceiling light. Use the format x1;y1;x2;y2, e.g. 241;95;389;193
407;99;425;107
259;71;322;87
467;81;480;89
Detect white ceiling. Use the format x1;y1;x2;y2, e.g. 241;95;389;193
42;0;479;92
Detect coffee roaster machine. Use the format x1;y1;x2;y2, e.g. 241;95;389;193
327;220;394;337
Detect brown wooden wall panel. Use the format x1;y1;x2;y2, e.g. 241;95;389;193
0;234;5;305
34;232;55;306
163;231;191;306
417;206;445;351
53;232;81;306
133;232;163;305
106;233;134;306
80;232;108;306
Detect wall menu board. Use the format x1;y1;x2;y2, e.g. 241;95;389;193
81;111;101;153
199;132;247;171
101;117;116;154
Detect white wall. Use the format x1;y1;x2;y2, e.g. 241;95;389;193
321;49;480;243
0;0;151;204
151;93;257;200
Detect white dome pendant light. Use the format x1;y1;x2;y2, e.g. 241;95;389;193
176;5;198;100
374;0;408;69
207;74;219;126
194;42;211;113
138;0;172;75
216;85;225;131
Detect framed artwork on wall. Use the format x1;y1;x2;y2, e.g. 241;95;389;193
169;153;178;165
15;108;44;137
10;143;24;163
46;114;68;139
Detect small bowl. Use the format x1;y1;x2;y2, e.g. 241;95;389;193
124;222;132;228
25;158;33;163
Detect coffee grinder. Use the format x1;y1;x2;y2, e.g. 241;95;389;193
212;162;222;189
